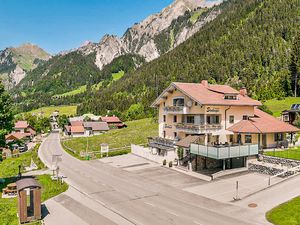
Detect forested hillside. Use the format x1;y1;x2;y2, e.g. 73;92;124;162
78;0;300;117
14;53;144;112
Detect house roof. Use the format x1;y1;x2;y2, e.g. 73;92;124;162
14;121;29;129
151;82;262;107
5;132;31;140
16;178;41;191
71;125;85;133
70;121;83;126
101;116;122;123
83;122;109;131
64;125;71;132
227;108;300;134
176;135;201;148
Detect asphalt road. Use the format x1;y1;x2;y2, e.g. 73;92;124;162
39;132;263;225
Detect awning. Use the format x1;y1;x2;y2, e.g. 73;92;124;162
175;135;201;148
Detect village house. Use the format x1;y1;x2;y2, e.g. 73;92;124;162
64;119;110;137
281;104;300;125
100;116;127;128
150;80;299;171
14;121;36;136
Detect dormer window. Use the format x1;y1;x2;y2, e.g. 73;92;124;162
173;97;184;106
224;94;237;100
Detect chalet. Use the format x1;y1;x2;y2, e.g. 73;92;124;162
83;122;109;135
281;104;300;125
14;121;36;136
150;80;300;171
100;116;126;128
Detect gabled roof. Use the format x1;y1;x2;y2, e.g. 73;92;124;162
83;122;109;131
71;125;85;133
227;108;300;134
151;82;262;107
5;132;31;140
14;121;29;129
70;121;83;126
101;116;122;123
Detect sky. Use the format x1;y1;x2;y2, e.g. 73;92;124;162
0;0;174;54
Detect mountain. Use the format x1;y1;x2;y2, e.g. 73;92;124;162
14;0;222;111
78;0;300;118
0;43;50;89
70;0;222;70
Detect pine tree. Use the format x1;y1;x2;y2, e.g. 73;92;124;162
0;81;14;146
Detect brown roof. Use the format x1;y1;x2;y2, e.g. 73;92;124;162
70;121;83;126
152;82;262;107
14;121;29;129
83;122;109;131
64;125;71;132
176;135;201;148
16;178;41;191
227;108;300;134
5;132;31;140
71;125;85;133
101;116;122;123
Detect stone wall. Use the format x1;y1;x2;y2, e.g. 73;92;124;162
262;155;300;168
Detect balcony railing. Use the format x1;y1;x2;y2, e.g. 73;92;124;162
164;106;189;114
148;137;175;150
190;143;258;160
175;123;222;133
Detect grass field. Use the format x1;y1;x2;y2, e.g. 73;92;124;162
63;118;157;159
112;70;124;81
266;196;300;225
26;105;77;117
53;85;87;98
264;147;300;161
264;97;300;117
0;145;68;225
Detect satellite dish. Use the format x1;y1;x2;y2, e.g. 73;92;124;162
186;100;193;107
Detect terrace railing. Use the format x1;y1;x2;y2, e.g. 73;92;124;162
190;143;259;160
163;106;189;114
148;137;175;150
175;123;222;134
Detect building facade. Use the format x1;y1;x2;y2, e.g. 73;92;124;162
150;80;299;171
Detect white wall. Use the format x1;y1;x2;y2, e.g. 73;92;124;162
131;144;176;164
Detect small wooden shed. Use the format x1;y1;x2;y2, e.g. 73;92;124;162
16;178;42;224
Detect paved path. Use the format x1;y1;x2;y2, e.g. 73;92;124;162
38;132;286;225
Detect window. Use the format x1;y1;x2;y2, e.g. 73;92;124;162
163;115;166;122
224;95;237;100
186;116;195;124
207;115;220;124
174;132;177;138
173;98;184;106
229;115;234;124
195;102;198;106
163;102;166;107
163;131;166;138
229;135;234;143
173;115;177;123
245;135;252;143
243;115;248;120
274;133;283;141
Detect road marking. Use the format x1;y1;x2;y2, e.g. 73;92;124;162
144;202;155;207
193;221;203;225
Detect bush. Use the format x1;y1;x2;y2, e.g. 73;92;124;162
163;159;167;166
169;161;173;167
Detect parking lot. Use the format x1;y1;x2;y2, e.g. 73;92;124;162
99;154;284;202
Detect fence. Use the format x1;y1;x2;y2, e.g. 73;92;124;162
131;144;176;164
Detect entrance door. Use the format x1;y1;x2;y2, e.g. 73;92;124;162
262;134;267;148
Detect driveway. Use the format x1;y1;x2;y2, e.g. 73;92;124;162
39;133;262;225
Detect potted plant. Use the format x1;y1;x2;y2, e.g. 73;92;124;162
163;159;167;166
169;161;173;168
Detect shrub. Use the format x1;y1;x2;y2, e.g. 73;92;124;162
163;159;167;166
169;161;173;167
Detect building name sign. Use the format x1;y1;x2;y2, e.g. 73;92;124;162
206;107;220;113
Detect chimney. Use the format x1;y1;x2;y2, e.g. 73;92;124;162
201;80;208;87
240;87;247;96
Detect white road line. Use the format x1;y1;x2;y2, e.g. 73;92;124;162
193;221;203;225
144;202;155;207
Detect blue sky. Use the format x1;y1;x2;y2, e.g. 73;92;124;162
0;0;173;54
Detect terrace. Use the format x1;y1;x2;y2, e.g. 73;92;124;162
190;143;259;160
